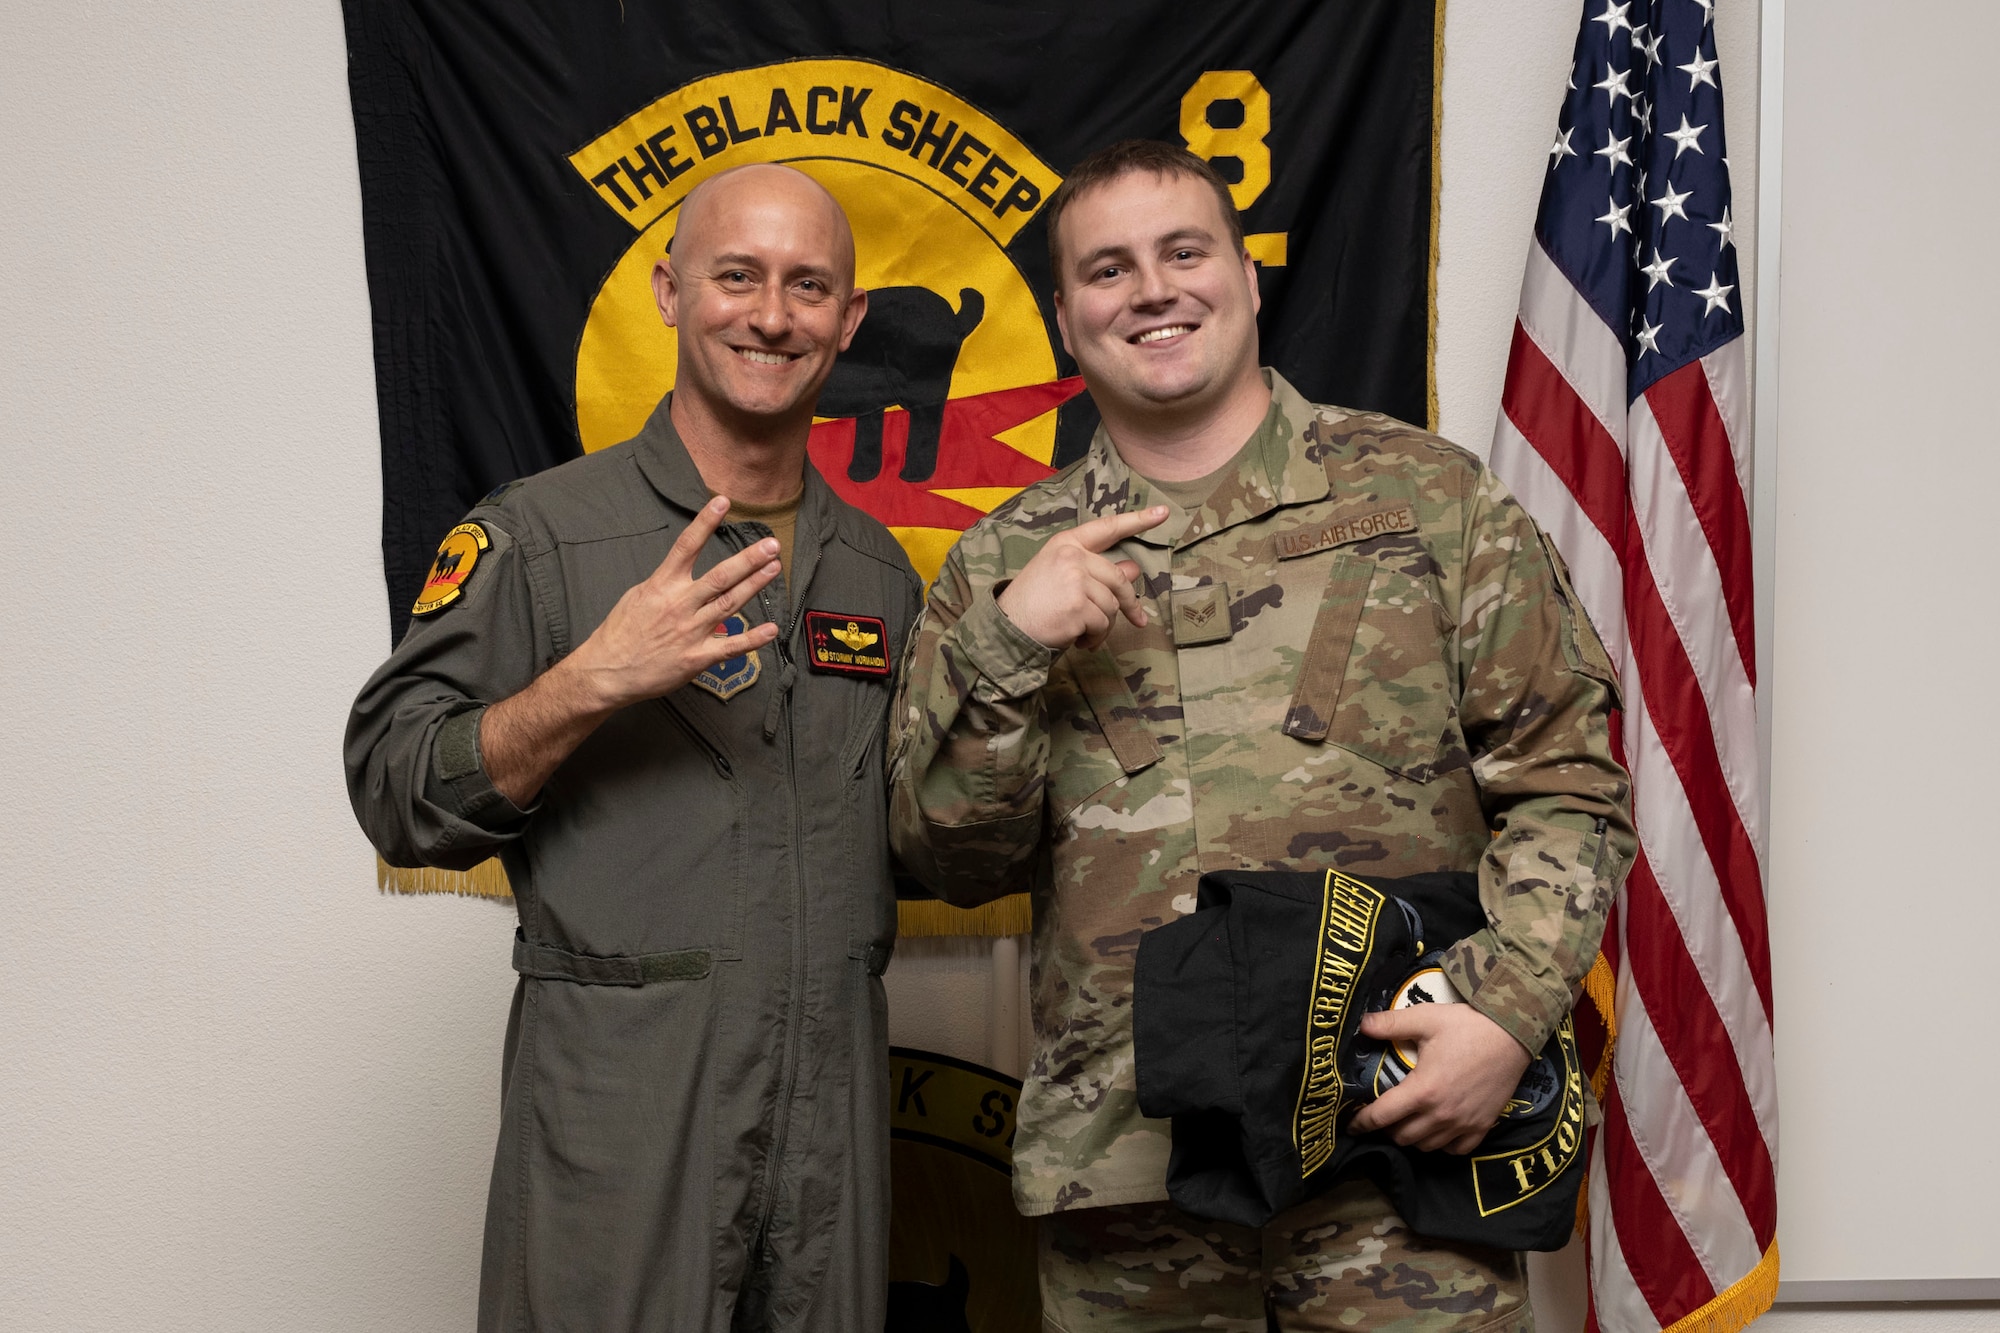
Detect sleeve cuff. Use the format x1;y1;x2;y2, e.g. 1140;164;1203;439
1440;932;1573;1056
428;705;535;830
956;587;1058;701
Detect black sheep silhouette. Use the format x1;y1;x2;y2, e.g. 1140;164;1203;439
821;286;984;485
884;1254;972;1333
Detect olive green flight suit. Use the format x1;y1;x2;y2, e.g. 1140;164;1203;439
346;400;923;1332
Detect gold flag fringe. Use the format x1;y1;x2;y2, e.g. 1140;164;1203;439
897;893;1031;938
1573;950;1620;1238
377;855;514;900
1582;950;1620;1102
1662;1241;1780;1333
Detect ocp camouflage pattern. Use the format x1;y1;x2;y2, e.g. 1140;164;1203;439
888;371;1635;1217
1037;1183;1532;1332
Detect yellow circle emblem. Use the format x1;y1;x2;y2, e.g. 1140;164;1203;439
569;58;1079;581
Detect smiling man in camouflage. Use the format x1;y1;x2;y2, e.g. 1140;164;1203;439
888;140;1636;1330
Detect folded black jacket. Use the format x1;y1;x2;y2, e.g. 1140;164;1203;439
1133;868;1586;1251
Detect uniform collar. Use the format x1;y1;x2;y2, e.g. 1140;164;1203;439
1081;369;1329;549
629;393;838;554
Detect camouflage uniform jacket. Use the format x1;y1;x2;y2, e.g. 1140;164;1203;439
888;371;1635;1217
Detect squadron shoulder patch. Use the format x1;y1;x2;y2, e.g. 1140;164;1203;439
693;614;762;701
411;522;491;616
804;610;891;678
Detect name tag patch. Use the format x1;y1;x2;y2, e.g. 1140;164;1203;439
1171;582;1233;647
805;610;891;677
1275;504;1418;560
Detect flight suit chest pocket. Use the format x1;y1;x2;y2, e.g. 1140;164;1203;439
1282;550;1457;782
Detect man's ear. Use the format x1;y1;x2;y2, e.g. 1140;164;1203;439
651;259;679;329
1240;247;1262;319
837;286;869;352
1053;285;1072;358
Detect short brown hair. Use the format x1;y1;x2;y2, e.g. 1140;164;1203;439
1044;139;1246;282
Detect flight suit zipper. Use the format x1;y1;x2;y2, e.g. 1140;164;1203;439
740;526;824;1259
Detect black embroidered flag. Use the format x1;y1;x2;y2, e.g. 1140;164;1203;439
341;0;1442;643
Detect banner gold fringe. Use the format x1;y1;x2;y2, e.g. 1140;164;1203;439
1662;1240;1780;1333
1425;0;1446;432
377;855;514;900
375;856;1031;939
898;893;1031;938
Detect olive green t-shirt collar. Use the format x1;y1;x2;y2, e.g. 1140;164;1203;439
1088;369;1329;549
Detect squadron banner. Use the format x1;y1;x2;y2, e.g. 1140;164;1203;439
342;0;1443;915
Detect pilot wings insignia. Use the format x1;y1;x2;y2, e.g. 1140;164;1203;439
831;621;879;652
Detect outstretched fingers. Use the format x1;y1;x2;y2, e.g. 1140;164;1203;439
653;495;733;583
697;559;783;624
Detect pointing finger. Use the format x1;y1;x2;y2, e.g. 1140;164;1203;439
1069;505;1170;555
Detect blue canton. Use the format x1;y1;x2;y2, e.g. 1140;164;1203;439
1538;0;1744;398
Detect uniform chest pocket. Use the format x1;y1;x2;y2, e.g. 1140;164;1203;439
1282;551;1458;782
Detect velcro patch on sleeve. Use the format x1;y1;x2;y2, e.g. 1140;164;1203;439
1274;503;1418;560
804;610;891;677
411;522;491;615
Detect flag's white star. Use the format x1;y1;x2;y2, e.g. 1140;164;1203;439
1634;96;1654;136
1694;271;1735;317
1594;64;1635;106
1592;0;1634;37
1709;204;1736;250
1629;22;1649;50
1595;129;1635;169
1597;196;1635;239
1635;317;1665;357
1639;248;1676;290
1637;29;1665;70
1679;49;1720;91
1666;115;1709;158
1692;0;1716;27
1550;126;1578;168
1652;181;1693;224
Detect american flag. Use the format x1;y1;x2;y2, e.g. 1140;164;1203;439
1489;1;1778;1329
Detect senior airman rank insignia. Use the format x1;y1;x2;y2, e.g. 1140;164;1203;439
804;610;891;678
693;614;762;700
411;522;490;616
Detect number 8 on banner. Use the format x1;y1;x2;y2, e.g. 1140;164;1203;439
1180;70;1271;209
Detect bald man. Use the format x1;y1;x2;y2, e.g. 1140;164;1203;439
347;165;922;1332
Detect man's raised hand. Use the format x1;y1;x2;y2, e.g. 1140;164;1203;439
563;495;782;711
996;506;1169;651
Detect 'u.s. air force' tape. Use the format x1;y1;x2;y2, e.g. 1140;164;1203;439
1133;867;1585;1252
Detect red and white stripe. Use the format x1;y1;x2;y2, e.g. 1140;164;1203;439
1491;240;1778;1331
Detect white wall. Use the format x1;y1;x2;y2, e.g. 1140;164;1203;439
1763;0;2000;1295
3;0;1986;1329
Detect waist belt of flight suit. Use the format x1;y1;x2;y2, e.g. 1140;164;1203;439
512;932;895;983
